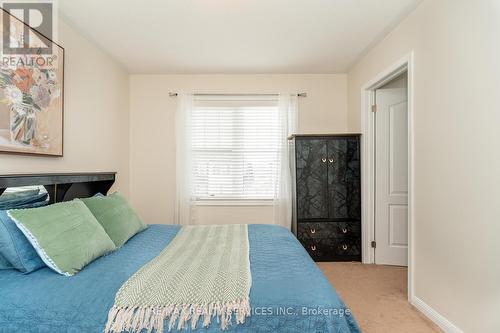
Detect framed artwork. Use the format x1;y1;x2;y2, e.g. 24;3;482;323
0;8;64;156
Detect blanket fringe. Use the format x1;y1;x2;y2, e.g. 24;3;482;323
104;298;251;333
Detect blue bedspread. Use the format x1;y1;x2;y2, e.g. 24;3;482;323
0;224;360;333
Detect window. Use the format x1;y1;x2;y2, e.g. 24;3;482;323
191;99;281;201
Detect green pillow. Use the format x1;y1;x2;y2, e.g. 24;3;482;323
81;193;147;248
8;200;116;276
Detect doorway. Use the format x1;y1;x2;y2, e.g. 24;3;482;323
360;53;414;300
374;72;408;266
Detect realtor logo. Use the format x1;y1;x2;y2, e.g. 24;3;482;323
2;1;54;54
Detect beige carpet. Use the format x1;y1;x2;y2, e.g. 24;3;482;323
318;262;442;333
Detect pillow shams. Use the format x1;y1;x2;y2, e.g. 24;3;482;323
8;200;116;276
81;193;147;248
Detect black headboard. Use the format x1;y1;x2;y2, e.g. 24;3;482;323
0;172;116;204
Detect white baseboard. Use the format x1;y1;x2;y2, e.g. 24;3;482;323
411;296;464;333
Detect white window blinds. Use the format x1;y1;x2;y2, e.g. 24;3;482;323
191;98;281;200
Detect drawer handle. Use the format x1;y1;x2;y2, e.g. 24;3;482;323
342;227;348;234
328;158;334;163
342;244;348;251
310;228;316;234
321;157;327;163
311;245;316;251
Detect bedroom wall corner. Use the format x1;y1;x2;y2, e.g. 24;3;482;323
0;18;131;196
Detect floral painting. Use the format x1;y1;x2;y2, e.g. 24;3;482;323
0;9;64;156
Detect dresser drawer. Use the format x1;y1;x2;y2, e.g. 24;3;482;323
297;221;361;262
299;238;361;262
298;222;335;240
301;240;332;261
297;221;360;240
331;222;361;240
332;238;361;260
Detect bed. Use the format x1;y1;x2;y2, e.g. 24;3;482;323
0;173;360;333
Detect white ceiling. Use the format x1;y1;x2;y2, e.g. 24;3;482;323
59;0;420;74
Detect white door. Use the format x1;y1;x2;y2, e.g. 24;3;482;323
374;73;408;266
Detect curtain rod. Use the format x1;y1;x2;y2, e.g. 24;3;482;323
168;92;307;97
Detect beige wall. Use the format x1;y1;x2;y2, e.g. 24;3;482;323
129;74;348;225
347;0;500;332
0;20;130;195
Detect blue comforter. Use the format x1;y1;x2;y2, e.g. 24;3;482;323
0;224;360;333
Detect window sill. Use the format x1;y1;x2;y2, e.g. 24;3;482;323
195;200;274;206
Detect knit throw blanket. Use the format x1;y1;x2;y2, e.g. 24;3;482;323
104;224;252;333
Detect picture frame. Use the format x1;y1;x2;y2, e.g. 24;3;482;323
0;7;64;156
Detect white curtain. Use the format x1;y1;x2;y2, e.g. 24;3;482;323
174;93;195;225
272;94;298;229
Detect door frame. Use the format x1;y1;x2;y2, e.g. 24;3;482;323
360;52;415;300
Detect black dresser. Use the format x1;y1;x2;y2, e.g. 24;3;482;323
289;134;361;262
